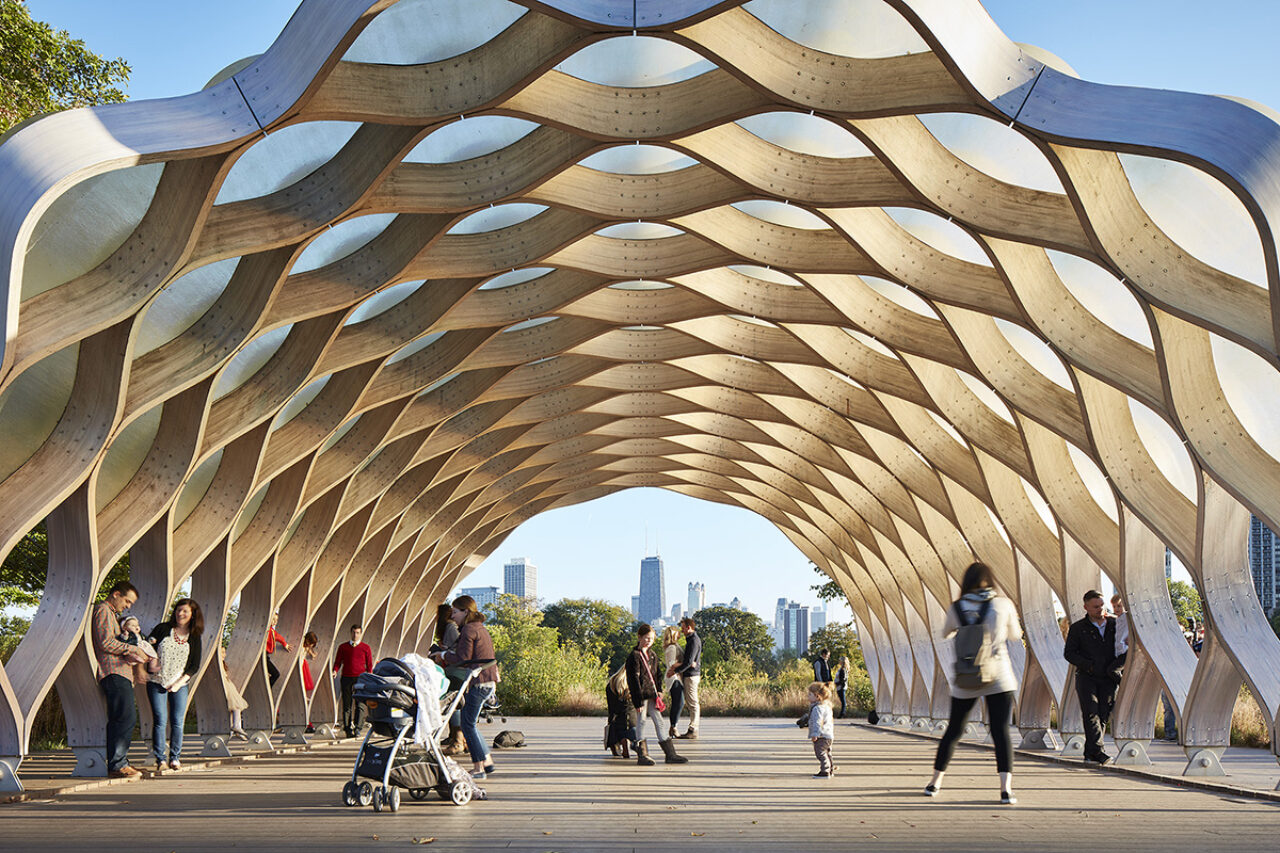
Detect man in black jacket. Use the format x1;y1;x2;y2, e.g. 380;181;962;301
813;649;832;684
1063;589;1126;764
669;617;702;739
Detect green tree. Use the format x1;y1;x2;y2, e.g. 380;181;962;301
541;597;635;671
809;562;845;604
0;0;131;134
692;605;774;673
1;521;131;611
484;594;604;713
807;621;863;671
1167;579;1204;628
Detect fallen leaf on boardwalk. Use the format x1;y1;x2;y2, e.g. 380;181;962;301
371;836;379;841
543;831;553;835
411;838;436;845
751;821;758;825
691;832;705;837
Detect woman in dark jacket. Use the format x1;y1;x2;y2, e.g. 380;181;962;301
432;602;465;754
624;624;686;766
604;664;634;758
147;598;204;772
435;595;499;778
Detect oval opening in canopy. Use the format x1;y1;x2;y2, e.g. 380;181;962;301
579;144;698;174
405;116;541;164
554;35;715;87
736;111;872;158
343;0;526;64
744;0;930;58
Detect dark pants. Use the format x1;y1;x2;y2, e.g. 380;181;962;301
341;676;363;735
265;654;280;686
1076;674;1117;756
835;684;847;718
667;679;684;728
99;674;137;772
933;690;1015;773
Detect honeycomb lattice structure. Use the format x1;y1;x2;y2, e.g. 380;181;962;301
1;0;1279;771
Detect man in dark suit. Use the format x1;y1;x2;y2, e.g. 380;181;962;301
1063;589;1126;764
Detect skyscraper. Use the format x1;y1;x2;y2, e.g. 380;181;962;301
730;596;742;610
782;601;810;655
631;595;642;619
1248;516;1279;613
670;603;684;622
687;582;706;614
810;605;827;633
639;555;666;623
458;586;499;608
504;557;537;600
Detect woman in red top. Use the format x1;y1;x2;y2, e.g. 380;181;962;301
264;612;291;686
433;596;499;778
301;631;318;692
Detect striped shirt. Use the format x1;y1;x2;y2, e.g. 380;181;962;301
91;601;136;682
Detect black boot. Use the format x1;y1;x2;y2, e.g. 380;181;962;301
659;739;688;764
635;741;655;766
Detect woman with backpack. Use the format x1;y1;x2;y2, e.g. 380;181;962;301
923;561;1022;805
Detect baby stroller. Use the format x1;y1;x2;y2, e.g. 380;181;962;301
341;656;494;811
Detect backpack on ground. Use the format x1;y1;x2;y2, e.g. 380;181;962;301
493;729;525;748
952;599;998;690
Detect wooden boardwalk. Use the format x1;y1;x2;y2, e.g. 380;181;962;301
2;718;1277;852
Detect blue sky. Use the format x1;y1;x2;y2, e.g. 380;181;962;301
21;0;1271;622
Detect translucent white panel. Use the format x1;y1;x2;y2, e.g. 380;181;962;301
231;482;270;542
388;331;445;364
736;112;872;158
844;327;898;359
884;207;992;266
1066;441;1119;523
1211;332;1280;460
22;163;164;300
595;222;683;239
608;279;673;290
293;213;396;273
318;412;361;454
578;144;697;174
273;375;331;429
917;113;1064;194
94;407;162;512
926;409;968;447
555;36;715;87
1127;398;1198;502
1119;154;1266;287
993;319;1073;390
1020;478;1059;533
213;326;290;399
216;122;361;204
0;343;78;481
135;258;239;355
728;264;804;286
172;448;223;528
985;506;1011;546
958;370;1015;424
731;200;829;230
479;267;553;291
744;0;930;57
503;317;556;333
862;275;939;317
730;314;779;328
345;280;425;325
344;0;524;64
447;203;546;234
1046;250;1153;347
404;116;541;163
621;325;664;331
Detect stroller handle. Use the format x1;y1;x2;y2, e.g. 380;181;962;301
458;658;495;670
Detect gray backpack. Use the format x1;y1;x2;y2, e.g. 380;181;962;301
952;599;998;690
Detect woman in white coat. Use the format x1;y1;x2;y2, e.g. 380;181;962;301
924;561;1022;805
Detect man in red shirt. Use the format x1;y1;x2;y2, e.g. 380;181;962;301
332;624;374;738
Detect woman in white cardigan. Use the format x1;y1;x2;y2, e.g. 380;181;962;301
924;561;1023;805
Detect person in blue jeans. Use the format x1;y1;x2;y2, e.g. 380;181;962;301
433;595;499;778
146;598;204;773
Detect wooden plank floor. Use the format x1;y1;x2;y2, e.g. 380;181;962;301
2;717;1277;852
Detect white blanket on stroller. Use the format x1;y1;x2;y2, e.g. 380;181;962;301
399;654;446;744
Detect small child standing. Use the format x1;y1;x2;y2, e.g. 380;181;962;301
808;681;835;778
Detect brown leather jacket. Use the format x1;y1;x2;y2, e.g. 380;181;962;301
443;619;499;683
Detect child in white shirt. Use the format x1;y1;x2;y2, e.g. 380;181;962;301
808;681;836;778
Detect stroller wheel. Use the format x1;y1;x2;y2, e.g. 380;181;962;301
372;786;384;812
409;788;428;801
358;781;374;807
450;780;472;806
387;786;401;812
341;781;358;807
